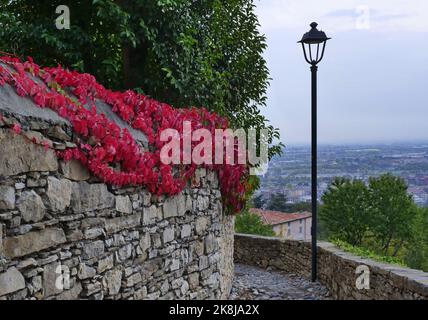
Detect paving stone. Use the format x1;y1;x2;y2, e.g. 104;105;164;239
230;264;330;300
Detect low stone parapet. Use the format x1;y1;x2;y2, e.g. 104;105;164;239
234;233;428;300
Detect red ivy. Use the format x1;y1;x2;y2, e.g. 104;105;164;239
0;56;249;213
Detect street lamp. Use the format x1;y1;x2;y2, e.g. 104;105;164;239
298;22;330;282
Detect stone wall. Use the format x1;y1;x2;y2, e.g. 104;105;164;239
0;109;235;299
234;234;428;300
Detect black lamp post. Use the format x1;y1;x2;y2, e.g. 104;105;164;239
298;22;330;282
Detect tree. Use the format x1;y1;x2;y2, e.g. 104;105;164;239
405;207;428;271
320;177;370;246
368;174;416;255
0;0;282;159
235;210;275;237
266;192;288;211
283;201;312;213
320;174;427;271
252;194;265;209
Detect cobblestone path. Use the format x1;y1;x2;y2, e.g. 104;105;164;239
230;263;331;300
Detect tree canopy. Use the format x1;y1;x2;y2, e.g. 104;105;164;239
320;177;370;246
0;0;282;158
320;174;428;271
235;209;275;237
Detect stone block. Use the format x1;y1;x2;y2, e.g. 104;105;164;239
116;244;133;261
0;128;58;176
204;233;217;254
14;182;25;190
3;228;66;258
60;160;90;181
0;186;15;210
82;281;102;297
196;195;210;211
199;256;209;270
46;177;73;212
71;182;115;213
181;224;192;238
195;217;209;235
78;263;96;280
56;282;82;300
0;223;3;255
115;195;133;214
26;178;46;187
163;193;186;218
188;272;200;290
103;269;122;296
142;205;158;225
48;125;71;141
97;255;114;273
134;287;147;300
139;233;151;252
0;267;25;297
43;262;63;298
84;227;104;240
82;240;105;260
126;273;142;287
32;276;43;293
17;190;46;223
104;213;141;234
163;227;175;244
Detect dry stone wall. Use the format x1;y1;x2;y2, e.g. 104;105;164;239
0;110;234;300
235;234;428;300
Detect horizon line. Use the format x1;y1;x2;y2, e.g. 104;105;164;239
280;140;428;147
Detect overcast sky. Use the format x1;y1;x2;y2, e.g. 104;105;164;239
255;0;428;145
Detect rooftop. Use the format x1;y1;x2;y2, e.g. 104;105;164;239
249;208;312;226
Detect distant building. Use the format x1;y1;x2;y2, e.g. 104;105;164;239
250;208;312;240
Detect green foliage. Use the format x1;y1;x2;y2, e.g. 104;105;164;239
0;0;282;159
320;178;370;246
321;174;428;272
266;192;288;211
368;174;416;255
283;201;312;213
251;194;265;209
235;209;275;237
0;1;136;85
405;207;428;271
331;239;405;267
262;193;313;213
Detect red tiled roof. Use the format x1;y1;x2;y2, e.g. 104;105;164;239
249;208;312;226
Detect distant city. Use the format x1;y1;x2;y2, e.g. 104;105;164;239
258;143;428;207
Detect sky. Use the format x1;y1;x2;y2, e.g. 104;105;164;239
255;0;428;145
